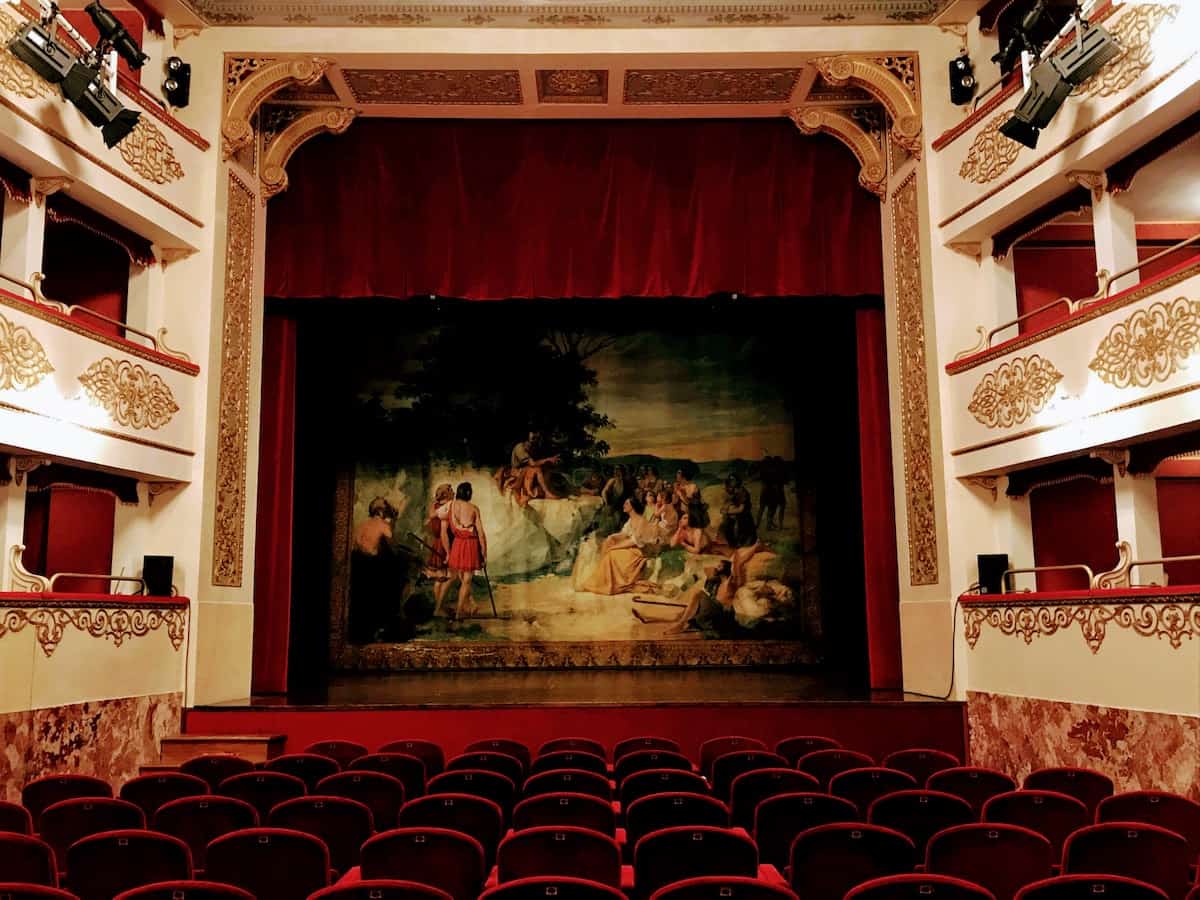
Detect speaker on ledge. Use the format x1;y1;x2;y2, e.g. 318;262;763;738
143;555;174;596
977;553;1009;596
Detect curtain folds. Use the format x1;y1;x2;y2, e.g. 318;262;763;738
265;118;884;301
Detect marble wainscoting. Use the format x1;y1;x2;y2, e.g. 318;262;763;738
0;692;181;802
967;691;1200;801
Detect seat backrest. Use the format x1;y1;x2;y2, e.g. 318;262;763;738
1096;792;1200;858
927;769;1017;815
305;740;370;770
774;736;841;767
427;769;516;819
867;790;976;855
178;755;255;792
268;795;375;874
204;827;331;900
513;792;616;836
753;791;860;868
1015;875;1170;900
795;749;876;790
263;752;342;791
361;827;486;900
634;826;758;900
481;875;628;900
524;769;611;802
625;793;730;848
538;738;608;760
0;885;77;900
378;741;446;777
446;752;525;786
317;770;407;830
0;833;57;887
729;769;819;831
1023;769;1114;817
622;770;710;813
845;874;996;900
648;875;797;900
65;829;192;900
21;776;112;827
698;738;767;779
926;823;1054;900
398;793;505;867
830;769;919;816
112;880;256;900
310;880;454;900
351;754;428;801
882;750;961;786
152;795;259;871
39;798;145;873
466;739;532;771
498;826;622;888
710;752;789;803
119;773;209;820
614;750;692;785
1062;822;1192;900
982;791;1089;858
217;771;307;821
530;752;609;778
789;823;917;900
614;737;681;763
0;800;34;835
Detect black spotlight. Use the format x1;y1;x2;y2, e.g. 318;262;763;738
85;0;148;70
7;21;74;84
162;55;191;108
949;53;976;105
1051;15;1120;85
62;61;141;147
999;56;1072;149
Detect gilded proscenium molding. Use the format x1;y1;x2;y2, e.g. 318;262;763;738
813;56;921;159
891;172;938;586
623;69;802;104
342;69;522;105
0;313;54;391
9;544;50;592
962;593;1200;654
788;107;887;199
78;358;181;430
261;107;356;201
211;173;254;587
0;596;188;657
967;354;1064;428
222;57;333;159
118;118;186;185
1089;297;1200;389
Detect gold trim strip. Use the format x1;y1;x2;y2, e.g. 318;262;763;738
0;397;195;456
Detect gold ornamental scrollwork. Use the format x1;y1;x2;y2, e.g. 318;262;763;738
1088;296;1200;389
0;12;53;99
967;354;1064;428
0;313;54;391
78;358;180;430
117;118;186;185
813;55;922;158
8;544;50;592
261;107;356;201
0;601;188;656
222;56;334;159
959;114;1021;185
788;107;887;199
1075;4;1179;100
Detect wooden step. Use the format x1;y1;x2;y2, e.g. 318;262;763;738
160;734;286;766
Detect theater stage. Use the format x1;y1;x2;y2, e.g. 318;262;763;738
185;669;968;763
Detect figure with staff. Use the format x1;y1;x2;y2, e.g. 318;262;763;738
442;481;489;620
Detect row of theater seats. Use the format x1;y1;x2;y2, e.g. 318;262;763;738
1;734;1198;900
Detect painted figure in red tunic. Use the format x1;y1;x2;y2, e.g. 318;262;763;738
426;483;454;616
441;481;488;619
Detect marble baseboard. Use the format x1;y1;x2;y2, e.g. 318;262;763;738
967;691;1200;801
0;692;182;802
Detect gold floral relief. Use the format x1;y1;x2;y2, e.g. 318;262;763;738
1089;296;1200;389
959;114;1021;185
117;118;185;185
0;314;54;391
0;12;53;100
0;602;187;657
1075;4;1179;100
78;357;180;429
967;355;1064;428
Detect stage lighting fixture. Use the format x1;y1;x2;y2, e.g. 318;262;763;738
1050;15;1119;85
992;0;1049;73
6;21;74;83
62;60;141;146
162;55;191;108
85;0;147;69
999;56;1072;149
949;52;976;105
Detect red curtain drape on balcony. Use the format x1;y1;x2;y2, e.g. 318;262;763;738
1029;477;1119;591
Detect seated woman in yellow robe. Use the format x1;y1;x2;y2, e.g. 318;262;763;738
580;494;661;595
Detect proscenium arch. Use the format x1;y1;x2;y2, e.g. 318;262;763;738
261;107;357;201
222;57;335;159
814;55;922;159
788;107;887;199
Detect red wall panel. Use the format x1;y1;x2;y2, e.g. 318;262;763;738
1029;478;1119;591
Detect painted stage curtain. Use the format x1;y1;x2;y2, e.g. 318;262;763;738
265;118;884;301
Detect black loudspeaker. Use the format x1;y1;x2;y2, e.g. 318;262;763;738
143;555;174;596
977;553;1010;595
949;53;977;105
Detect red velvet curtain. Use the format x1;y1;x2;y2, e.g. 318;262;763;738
856;307;901;689
266;119;884;300
252;314;298;693
1156;477;1200;586
41;218;130;338
22;487;116;593
1029;478;1119;590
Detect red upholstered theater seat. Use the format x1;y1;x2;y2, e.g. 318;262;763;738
830;769;919;815
113;881;255;900
268;795;375;875
753;792;860;869
0;833;59;887
312;880;454;900
614;738;680;763
774;736;841;767
39;798;145;875
65;830;192;900
398;793;505;868
925;823;1054;900
530;752;610;778
699;739;768;780
789;823;916;900
119;774;209;821
466;740;532;772
982;791;1089;858
1023;769;1114;818
625;794;730;849
263;752;342;791
0;885;78;900
524;770;612;803
317;771;407;831
622;771;711;813
649;876;796;900
1096;792;1200;859
482;875;628;900
927;770;1017;816
1016;875;1169;900
447;752;526;787
513;793;616;836
178;756;255;792
306;740;370;771
0;800;34;835
795;749;875;790
633;826;758;900
217;771;307;821
351;754;428;802
845;874;996;900
710;752;789;804
497;826;622;888
360;827;486;900
538;739;608;761
22;776;112;828
729;770;818;831
883;750;961;786
378;741;446;778
1062;822;1192;900
614;752;693;786
427;770;516;822
152;796;259;873
867;790;976;856
204;827;331;900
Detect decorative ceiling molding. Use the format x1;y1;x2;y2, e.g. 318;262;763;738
341;69;523;105
813;55;922;158
222;57;334;159
623;68;803;104
788;106;887;199
261;106;357;201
